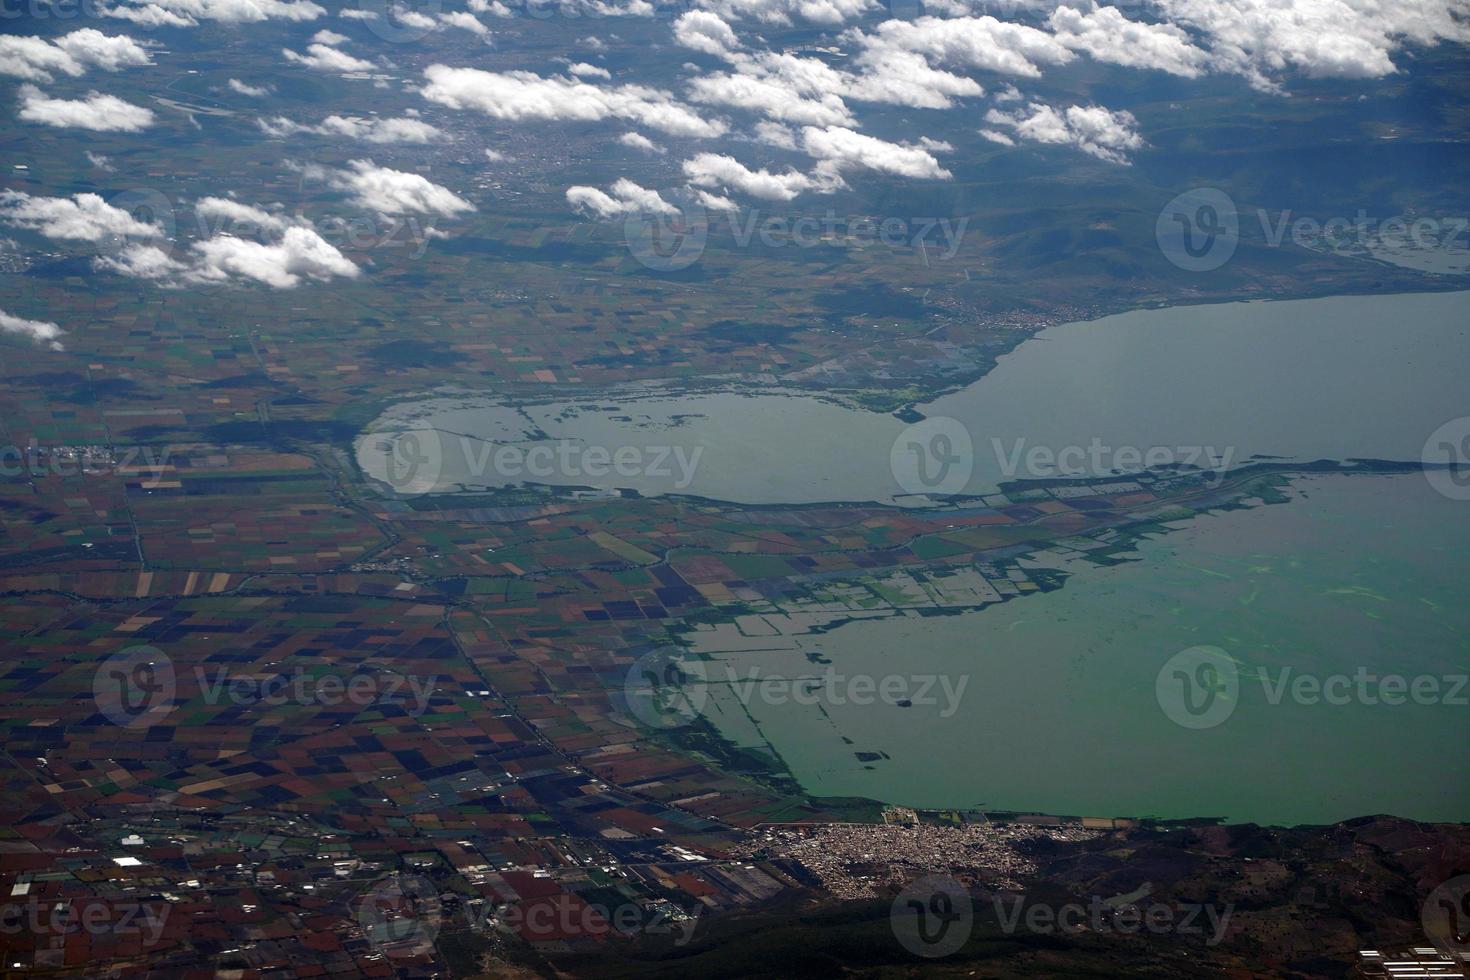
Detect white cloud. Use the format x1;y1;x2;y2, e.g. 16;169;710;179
1155;0;1470;87
99;204;359;289
484;148;508;162
86;152;115;171
421;64;726;138
566;179;676;217
673;10;742;57
0;189;163;243
801;125;952;180
0;30;152;83
439;10;490;34
0;310;64;350
693;188;738;212
1047;3;1211;78
752;120;797;149
619;131;664;153
260;114;442;143
979;128;1015;146
311;27;349;44
568;62;611;79
185;227;358;287
332;160;474;217
682;151;829;200
686;56;855;126
105;0;325;24
228;78;273;96
984;101;1143;164
693;0;876;27
195;196;291;236
105;4;198;26
283;42;373;73
17;85;155;131
848;15;1074;80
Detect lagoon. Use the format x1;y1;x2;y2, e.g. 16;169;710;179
687;474;1470;826
356;290;1470;504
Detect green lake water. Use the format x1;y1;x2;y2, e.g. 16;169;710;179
690;475;1470;826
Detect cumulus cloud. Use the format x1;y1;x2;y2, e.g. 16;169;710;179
849;15;1073;80
802;125;952;179
283;42;373;73
17;85;155;131
753;120;798;149
86;152;115;171
105;3;199;26
693;0;877;26
0;190;163;243
329;160;475;217
619;131;664;153
686;55;855;126
984;101;1143;163
567;62;611;79
673;10;742;57
104;0;325;24
228;78;273;96
260;114;442;143
566;179;676;217
421;64;726;138
185;227;359;287
100;197;359;289
682;151;831;200
0;310;65;350
194;196;291;235
0;30;152;83
1047;3;1211;78
1155;0;1470;88
439;10;490;34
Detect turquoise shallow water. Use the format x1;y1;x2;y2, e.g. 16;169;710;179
690;475;1470;826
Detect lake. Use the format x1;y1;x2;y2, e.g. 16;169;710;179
356;290;1470;504
686;474;1470;826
